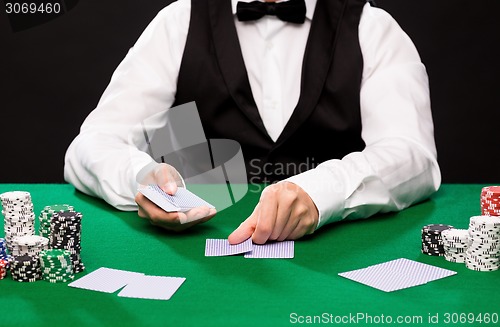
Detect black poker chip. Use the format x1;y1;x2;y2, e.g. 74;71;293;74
49;211;85;274
421;224;454;256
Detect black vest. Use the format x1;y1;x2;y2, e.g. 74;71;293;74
173;0;366;183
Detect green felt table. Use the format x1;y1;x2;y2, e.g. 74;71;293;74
1;184;499;327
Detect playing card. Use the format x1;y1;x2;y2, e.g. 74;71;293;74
244;240;294;258
205;238;253;256
338;258;457;292
138;184;215;212
138;185;179;212
68;267;145;293
117;275;186;300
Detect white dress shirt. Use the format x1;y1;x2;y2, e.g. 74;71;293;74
64;0;441;228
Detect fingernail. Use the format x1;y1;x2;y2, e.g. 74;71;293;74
164;182;177;195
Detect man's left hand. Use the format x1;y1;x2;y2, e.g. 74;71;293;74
228;182;319;244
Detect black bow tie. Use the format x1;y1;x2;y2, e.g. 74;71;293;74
236;0;307;24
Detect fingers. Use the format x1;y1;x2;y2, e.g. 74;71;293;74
154;164;182;195
276;217;300;241
228;207;258;244
182;206;216;224
135;192;180;223
135;192;216;232
231;182;319;245
277;202;316;241
135;162;214;233
268;185;298;241
137;204;147;218
251;188;279;244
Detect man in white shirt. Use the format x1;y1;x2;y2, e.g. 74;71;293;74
64;0;441;244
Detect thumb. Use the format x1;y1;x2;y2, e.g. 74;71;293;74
155;164;179;195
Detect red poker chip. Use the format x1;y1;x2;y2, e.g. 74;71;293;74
482;208;500;212
481;211;500;215
482;186;500;192
481;210;500;214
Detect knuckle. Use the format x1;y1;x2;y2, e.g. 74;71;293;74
262;185;278;198
134;193;142;204
256;224;272;236
282;191;298;205
295;203;309;216
302;215;317;232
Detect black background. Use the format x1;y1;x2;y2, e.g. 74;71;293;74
1;0;499;183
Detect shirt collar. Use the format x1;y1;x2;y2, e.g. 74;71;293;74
231;0;316;20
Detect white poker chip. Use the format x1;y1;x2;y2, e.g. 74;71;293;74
469;215;500;227
1;191;35;252
464;213;500;272
441;228;470;261
12;235;46;247
0;191;31;202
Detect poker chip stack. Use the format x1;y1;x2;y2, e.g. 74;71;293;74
50;211;85;273
1;191;35;251
421;224;454;256
0;258;8;280
441;229;469;263
0;237;9;260
10;255;41;282
11;235;49;257
39;249;74;283
465;216;500;272
0;238;9;280
481;186;500;216
39;204;74;239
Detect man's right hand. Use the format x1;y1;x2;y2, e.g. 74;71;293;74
135;163;216;232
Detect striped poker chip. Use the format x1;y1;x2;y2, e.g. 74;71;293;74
50;211;85;274
421;224;453;256
0;258;9;279
39;249;75;283
1;192;35;252
10;235;49;257
422;224;454;235
12;235;44;247
465;212;500;272
0;238;8;260
481;186;500;216
10;255;41;282
39;205;74;239
469;215;500;228
39;249;71;260
441;228;469;262
0;191;31;205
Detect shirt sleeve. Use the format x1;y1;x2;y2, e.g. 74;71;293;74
286;3;441;228
64;0;191;210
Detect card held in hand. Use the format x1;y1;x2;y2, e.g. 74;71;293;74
138;184;215;212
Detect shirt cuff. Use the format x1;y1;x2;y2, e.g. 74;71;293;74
285;166;346;229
